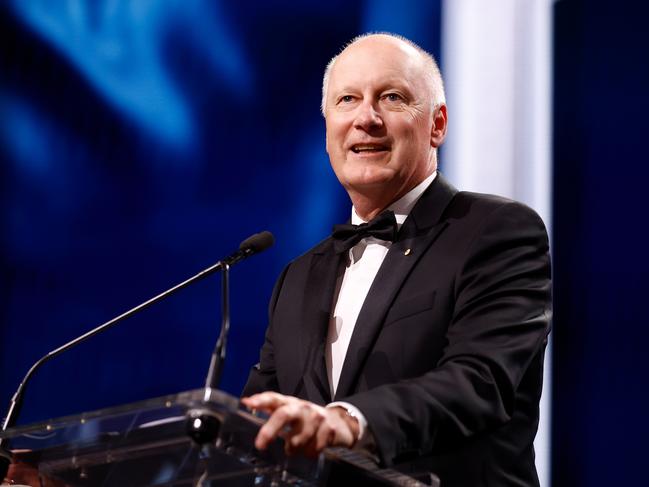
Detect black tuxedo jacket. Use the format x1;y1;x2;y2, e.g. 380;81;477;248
243;174;551;487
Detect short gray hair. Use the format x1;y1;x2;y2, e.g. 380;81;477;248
320;32;445;116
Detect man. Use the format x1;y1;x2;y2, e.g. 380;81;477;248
242;33;551;486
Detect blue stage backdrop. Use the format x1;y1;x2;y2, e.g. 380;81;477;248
0;1;442;425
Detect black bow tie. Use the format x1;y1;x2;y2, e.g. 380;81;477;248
332;210;398;254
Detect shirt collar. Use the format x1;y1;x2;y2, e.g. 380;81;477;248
351;171;437;227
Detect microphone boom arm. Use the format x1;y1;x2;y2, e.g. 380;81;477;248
1;259;225;435
0;230;274;478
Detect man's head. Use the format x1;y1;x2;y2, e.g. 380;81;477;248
322;33;448;218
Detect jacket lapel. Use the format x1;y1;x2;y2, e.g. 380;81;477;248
334;173;458;399
298;240;342;404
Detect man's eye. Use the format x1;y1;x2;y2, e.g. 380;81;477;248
340;95;354;103
383;93;402;102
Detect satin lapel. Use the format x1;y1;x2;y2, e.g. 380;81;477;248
298;240;342;404
334;173;458;399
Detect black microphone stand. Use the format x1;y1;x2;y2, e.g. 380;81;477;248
185;236;267;444
205;262;230;390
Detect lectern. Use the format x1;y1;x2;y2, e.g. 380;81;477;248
0;389;439;486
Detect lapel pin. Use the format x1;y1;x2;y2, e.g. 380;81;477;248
404;248;411;256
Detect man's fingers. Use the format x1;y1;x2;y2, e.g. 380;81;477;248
241;391;287;413
255;403;301;450
245;394;355;455
297;409;350;456
287;408;321;449
314;418;336;452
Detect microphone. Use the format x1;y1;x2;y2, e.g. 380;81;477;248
0;231;274;480
223;231;275;266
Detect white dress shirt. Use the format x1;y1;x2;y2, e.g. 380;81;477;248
326;172;437;441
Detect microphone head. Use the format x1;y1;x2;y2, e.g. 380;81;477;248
239;231;274;253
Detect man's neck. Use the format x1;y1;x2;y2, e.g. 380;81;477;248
349;193;395;222
348;170;437;221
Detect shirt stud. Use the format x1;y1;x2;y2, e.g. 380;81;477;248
404;248;411;256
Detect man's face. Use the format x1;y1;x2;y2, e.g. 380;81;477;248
324;37;443;199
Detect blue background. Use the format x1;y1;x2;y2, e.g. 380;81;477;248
1;1;648;485
0;1;441;421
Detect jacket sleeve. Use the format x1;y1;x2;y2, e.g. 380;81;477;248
240;263;290;397
343;201;552;465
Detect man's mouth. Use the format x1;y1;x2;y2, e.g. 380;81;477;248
350;144;389;154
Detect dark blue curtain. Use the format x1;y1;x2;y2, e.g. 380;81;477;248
552;1;649;485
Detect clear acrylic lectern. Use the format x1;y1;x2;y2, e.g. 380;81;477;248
0;389;438;486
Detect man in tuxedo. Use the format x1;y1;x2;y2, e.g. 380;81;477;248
242;33;551;486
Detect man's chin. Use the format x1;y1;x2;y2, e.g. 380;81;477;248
340;178;404;204
338;165;397;187
343;177;395;193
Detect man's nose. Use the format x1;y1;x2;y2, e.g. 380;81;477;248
353;101;383;131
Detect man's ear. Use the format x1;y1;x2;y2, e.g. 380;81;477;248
430;104;448;148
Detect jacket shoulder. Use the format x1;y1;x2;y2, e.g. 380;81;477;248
285;235;335;266
448;191;547;229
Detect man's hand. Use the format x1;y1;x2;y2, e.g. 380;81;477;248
241;392;359;457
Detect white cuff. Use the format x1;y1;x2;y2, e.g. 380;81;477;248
326;401;368;442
